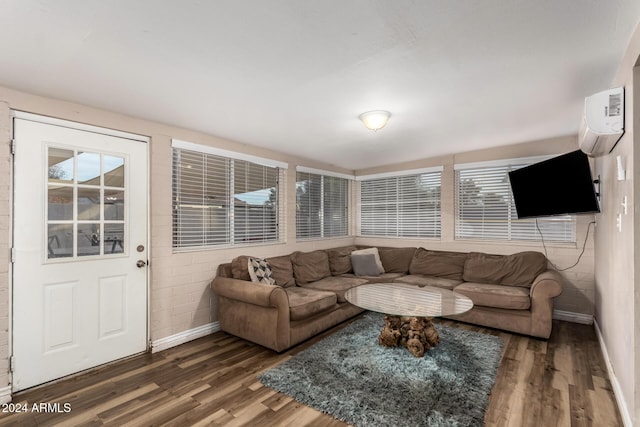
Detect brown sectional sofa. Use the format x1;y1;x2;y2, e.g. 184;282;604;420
211;246;563;352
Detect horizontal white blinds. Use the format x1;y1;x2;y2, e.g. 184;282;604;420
173;147;283;248
296;171;349;239
455;164;576;242
360;172;441;238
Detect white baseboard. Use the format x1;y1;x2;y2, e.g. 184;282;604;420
552;309;593;324
0;386;10;404
151;321;220;353
594;319;633;427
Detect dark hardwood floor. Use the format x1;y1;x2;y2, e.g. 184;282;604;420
0;316;623;426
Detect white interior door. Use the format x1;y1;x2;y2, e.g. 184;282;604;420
12;117;148;391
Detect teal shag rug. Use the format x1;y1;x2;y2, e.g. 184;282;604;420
259;312;504;427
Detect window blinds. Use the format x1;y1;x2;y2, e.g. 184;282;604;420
455;164;576;242
296;171;348;239
172;147;283;248
360;172;441;238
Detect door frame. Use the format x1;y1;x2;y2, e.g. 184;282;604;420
9;110;151;393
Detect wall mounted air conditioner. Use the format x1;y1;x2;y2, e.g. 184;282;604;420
579;87;624;157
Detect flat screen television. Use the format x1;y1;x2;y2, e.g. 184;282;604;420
508;150;600;219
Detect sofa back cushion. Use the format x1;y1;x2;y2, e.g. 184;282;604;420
378;247;416;273
231;255;252;280
218;263;233;278
462;251;547;287
325;245;358;275
409;248;468;280
291;250;332;284
267;255;296;288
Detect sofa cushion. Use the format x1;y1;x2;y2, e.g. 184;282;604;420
248;257;277;286
218;263;233;278
267;255;296;288
409;248;468;280
378;247;416;273
325;245;357;275
231;255;252;280
340;272;406;284
393;274;462;290
299;276;368;303
351;253;381;276
284;287;337;321
454;282;531;310
290;250;332;284
463;251;547;287
351;248;384;273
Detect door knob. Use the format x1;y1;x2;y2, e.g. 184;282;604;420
136;260;147;268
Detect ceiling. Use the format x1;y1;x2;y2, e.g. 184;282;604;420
1;1;640;170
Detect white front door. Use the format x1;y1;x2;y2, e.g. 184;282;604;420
12;117;148;391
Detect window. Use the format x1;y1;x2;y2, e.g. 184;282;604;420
47;147;126;259
296;171;349;239
359;171;441;238
172;142;284;249
455;161;576;242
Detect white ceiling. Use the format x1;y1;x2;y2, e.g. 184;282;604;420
1;1;639;170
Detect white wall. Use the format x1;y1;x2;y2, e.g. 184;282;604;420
593;21;640;426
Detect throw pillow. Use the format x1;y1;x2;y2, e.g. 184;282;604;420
351;253;381;276
351;248;384;274
247;257;277;286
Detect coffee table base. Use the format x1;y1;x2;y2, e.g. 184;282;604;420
378;315;440;357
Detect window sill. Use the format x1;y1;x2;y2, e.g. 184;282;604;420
172;240;287;254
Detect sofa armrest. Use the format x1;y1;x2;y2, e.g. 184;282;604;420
211;276;287;308
530;270;563;299
528;269;563;338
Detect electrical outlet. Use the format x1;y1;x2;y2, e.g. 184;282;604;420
617;213;622;232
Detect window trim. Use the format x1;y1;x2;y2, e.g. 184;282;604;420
356;165;443;181
454;156;577;243
172;140;285;250
172;139;288;169
295;168;350;241
358;170;442;239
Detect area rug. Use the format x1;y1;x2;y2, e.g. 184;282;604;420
258;312;504;427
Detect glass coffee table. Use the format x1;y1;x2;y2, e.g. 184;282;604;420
344;283;473;357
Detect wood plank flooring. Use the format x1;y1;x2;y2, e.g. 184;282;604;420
0;317;624;426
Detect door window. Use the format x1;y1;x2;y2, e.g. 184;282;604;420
47;147;126;259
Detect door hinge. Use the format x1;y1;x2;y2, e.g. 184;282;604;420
9;356;14;373
9;139;15;155
10;248;15;263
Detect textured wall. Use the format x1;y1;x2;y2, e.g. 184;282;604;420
593;21;640;425
0;85;599;397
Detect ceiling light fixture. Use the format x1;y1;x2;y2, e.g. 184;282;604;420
359;110;391;131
